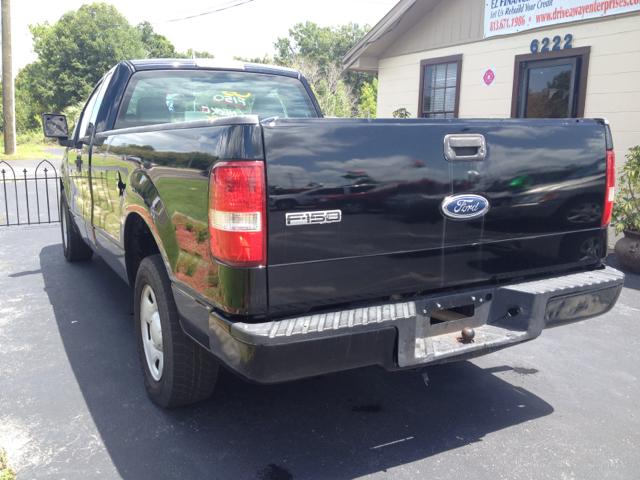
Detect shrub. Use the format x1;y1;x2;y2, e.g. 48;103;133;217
194;224;208;244
393;108;411;119
611;146;640;234
178;252;199;277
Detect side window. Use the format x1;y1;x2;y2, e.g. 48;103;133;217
78;73;113;140
77;86;101;141
88;73;113;132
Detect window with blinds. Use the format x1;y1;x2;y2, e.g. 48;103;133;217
418;55;462;119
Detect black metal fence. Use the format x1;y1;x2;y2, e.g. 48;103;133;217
0;160;60;227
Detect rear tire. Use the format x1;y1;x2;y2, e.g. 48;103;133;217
134;255;219;408
60;193;93;262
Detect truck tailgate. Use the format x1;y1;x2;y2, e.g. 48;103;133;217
263;118;608;309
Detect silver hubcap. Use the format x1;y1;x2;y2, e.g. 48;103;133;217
140;285;163;381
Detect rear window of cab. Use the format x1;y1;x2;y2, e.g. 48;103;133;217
115;70;318;128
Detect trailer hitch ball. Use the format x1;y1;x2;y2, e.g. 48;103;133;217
461;328;475;343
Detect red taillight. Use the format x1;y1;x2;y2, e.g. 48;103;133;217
601;150;616;228
209;161;266;267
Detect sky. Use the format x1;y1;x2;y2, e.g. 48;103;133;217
9;0;398;74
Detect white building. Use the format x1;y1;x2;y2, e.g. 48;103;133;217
343;0;640;168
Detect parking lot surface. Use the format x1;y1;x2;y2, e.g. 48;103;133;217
1;222;639;480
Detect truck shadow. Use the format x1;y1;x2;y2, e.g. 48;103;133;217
40;245;554;480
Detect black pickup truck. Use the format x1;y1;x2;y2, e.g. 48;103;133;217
43;58;624;408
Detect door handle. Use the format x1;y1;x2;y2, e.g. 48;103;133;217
443;134;486;162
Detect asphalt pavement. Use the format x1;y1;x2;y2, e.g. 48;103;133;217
0;202;639;479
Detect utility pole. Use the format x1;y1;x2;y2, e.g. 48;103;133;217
2;0;16;155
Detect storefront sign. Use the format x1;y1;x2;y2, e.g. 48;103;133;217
484;0;640;38
483;68;497;86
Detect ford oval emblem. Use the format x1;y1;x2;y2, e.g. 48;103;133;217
441;194;490;221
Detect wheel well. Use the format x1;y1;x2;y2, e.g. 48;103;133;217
125;214;161;286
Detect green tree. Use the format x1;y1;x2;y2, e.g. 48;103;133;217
9;3;220;135
27;3;147;113
314;79;356;118
15;78;42;133
233;55;275;65
275;21;365;68
0;73;42;136
137;21;182;58
287;57;357;118
274;21;374;95
358;78;377;118
185;49;215;59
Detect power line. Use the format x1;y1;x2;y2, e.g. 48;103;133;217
161;0;255;23
165;0;395;18
158;0;252;18
81;0;256;28
38;0;395;29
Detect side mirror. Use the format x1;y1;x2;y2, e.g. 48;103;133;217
42;114;74;147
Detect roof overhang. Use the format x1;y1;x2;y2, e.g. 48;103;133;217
342;0;441;73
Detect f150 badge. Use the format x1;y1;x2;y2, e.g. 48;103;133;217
441;194;490;220
286;210;342;226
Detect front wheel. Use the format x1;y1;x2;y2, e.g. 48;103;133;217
60;193;93;262
135;255;219;408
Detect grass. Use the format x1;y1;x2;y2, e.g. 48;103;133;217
154;177;209;223
178;252;200;277
0;447;15;480
0;133;59;161
194;224;208;243
183;218;207;243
